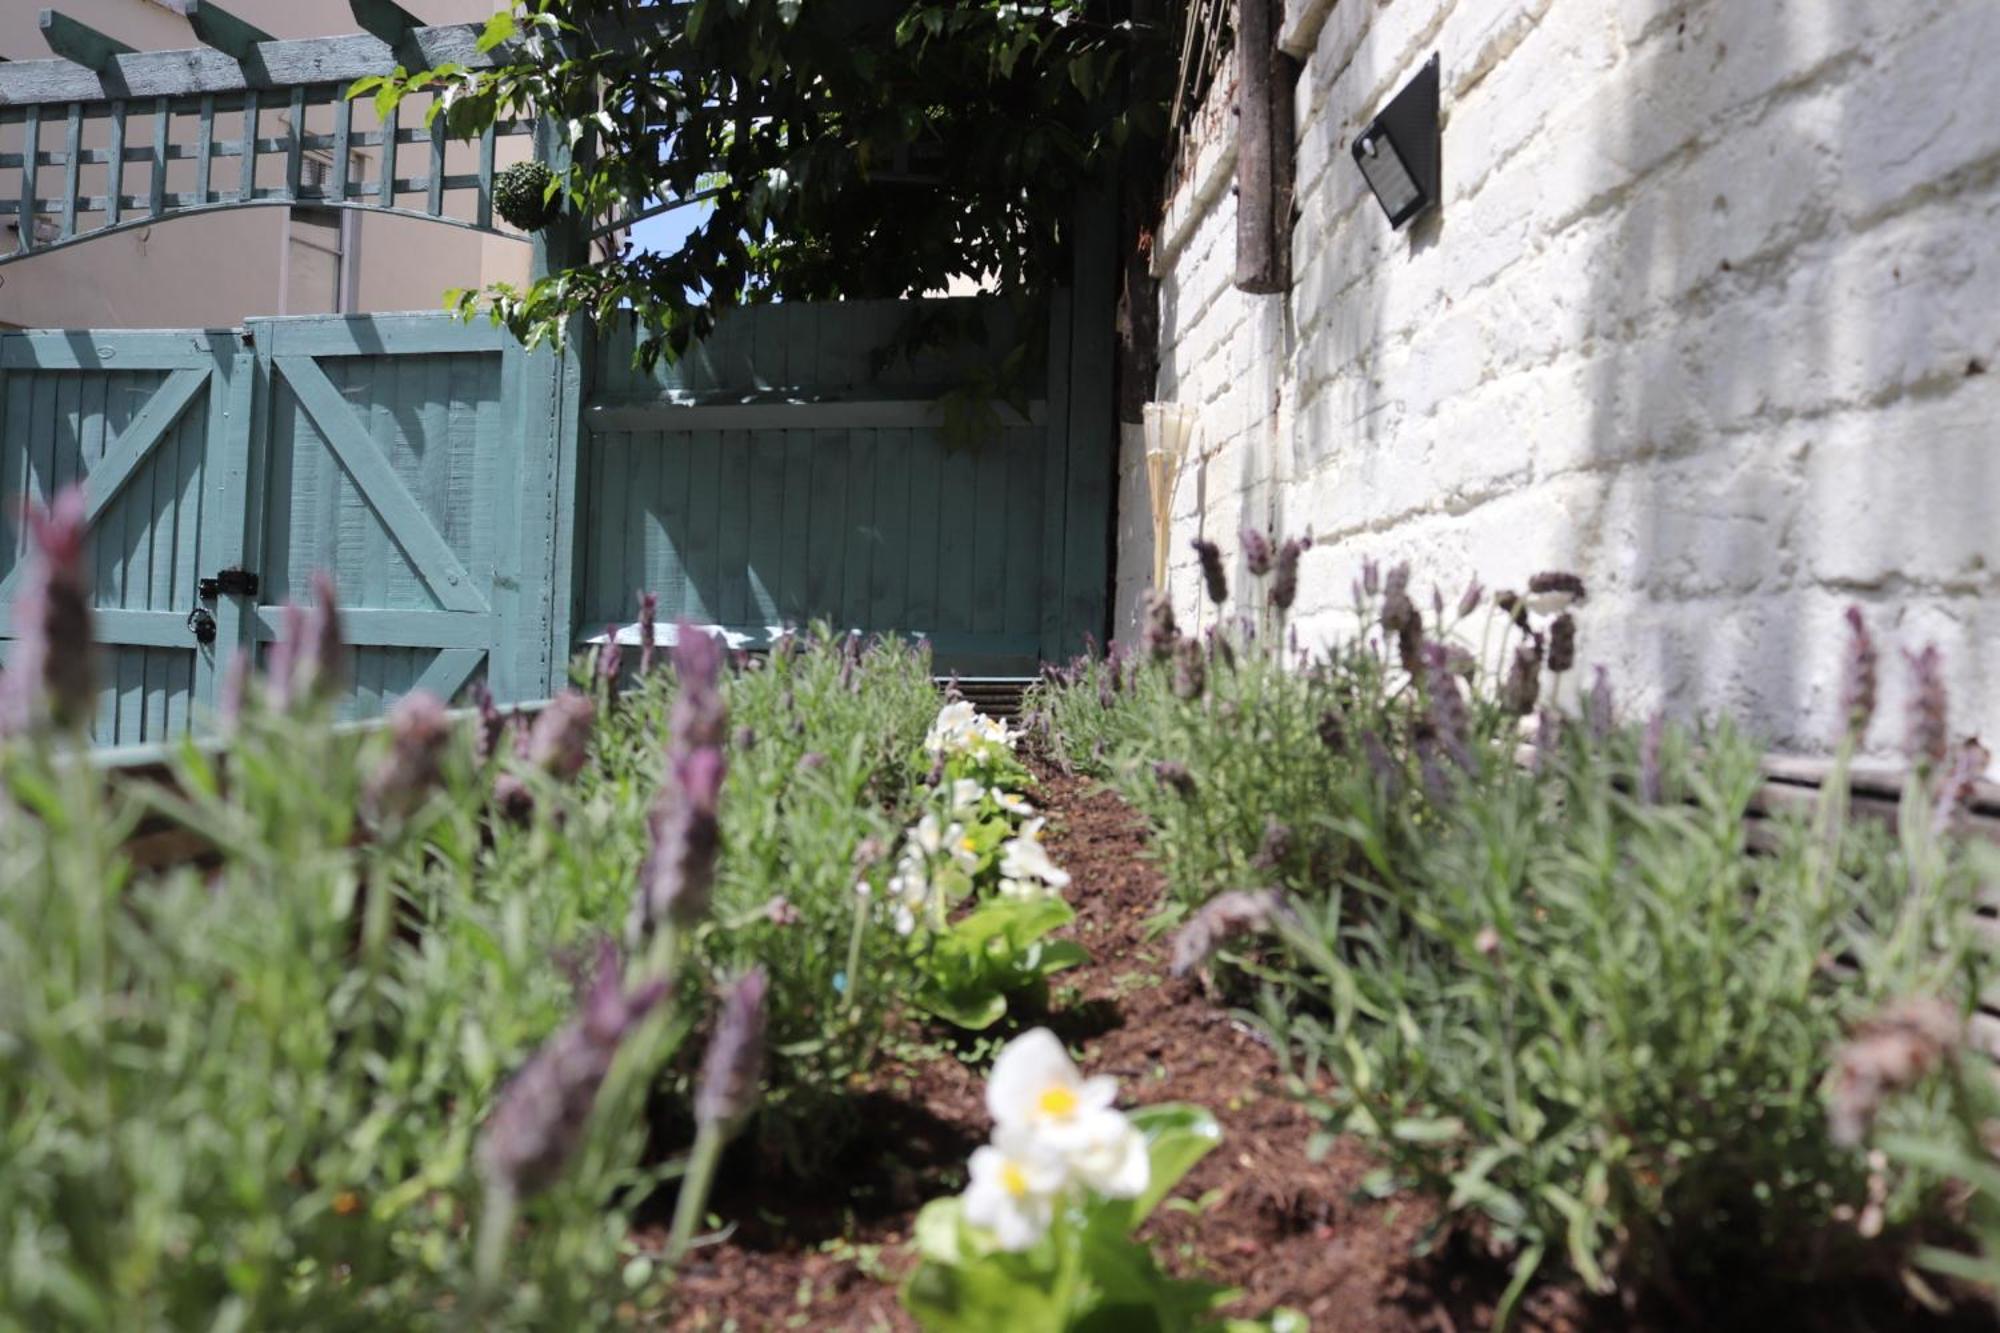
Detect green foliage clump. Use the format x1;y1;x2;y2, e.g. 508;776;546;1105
0;707;678;1329
1026;560;1997;1318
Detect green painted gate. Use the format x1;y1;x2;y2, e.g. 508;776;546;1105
574;293;1112;680
0;315;561;745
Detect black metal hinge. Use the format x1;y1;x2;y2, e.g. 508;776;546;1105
198;567;260;599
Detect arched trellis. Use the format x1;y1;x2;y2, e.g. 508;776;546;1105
0;2;540;266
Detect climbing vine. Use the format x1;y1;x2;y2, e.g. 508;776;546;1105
359;0;1175;365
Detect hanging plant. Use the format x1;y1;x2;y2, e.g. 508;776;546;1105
493;160;561;232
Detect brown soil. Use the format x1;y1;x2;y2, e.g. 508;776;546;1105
653;765;1990;1332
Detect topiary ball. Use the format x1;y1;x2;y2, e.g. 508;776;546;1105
493;160;560;232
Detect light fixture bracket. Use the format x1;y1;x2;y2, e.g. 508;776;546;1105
1352;53;1441;229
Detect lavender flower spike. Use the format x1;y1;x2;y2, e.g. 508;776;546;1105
695;968;769;1131
629;745;727;942
1903;643;1949;773
1421;642;1473;771
0;485;95;737
670;621;729;756
595;626;624;695
1191;538;1228;606
1932;738;1993;839
1142;590;1180;664
1171;890;1291;977
1837;605;1878;744
1240;527;1274;578
364;690;451;823
637;590;660;675
1271;536;1311;612
525;690;597;781
478;940;670;1198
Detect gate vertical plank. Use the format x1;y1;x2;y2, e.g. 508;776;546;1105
745;427;784;629
936;439;975;639
805;426;846;628
684;427;721;623
971;434;1007;638
903;426;940;635
1004;426;1042;645
1060;179;1117;656
545;321;587;691
1038;288;1073;664
202;345;258;715
868;426;910;634
236;90;256;204
331;94;352;203
837;426;872;634
717;427;751;628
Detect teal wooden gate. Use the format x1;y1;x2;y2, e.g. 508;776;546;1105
574;293;1111;679
0;314;560;745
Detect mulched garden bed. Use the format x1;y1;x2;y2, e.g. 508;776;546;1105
652;762;1987;1332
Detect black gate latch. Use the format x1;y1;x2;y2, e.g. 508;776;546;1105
198;568;260;600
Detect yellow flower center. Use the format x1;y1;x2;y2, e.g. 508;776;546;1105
1001;1162;1030;1198
1037;1085;1079;1117
960;837;978;853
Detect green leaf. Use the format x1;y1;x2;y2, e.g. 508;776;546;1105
1124;1103;1222;1225
476;11;517;52
1389;1116;1464;1143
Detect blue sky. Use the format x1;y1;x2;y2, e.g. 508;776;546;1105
627;200;707;257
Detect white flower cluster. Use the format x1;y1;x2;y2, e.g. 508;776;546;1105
924;699;1017;757
962;1029;1149;1250
885;704;1069;934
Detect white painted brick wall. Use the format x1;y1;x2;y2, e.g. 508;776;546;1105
1118;0;2000;770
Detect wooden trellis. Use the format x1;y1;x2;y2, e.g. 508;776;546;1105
0;3;535;264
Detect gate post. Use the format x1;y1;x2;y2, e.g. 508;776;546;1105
526;118;597;693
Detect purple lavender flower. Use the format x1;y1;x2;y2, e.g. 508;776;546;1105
1379;564;1422;674
629;745;726;940
1640;711;1666;804
471;682;509;766
219;648;251;732
364;690;451;823
1931;738;1991;839
1271;537;1310;612
671;624;729;757
1142;591;1180;664
478;940;669;1198
1360;558;1381;598
1838;605;1878;745
637;591;660;676
1360;730;1401;795
1191;538;1228;606
1170;890;1292;977
695;969;769;1131
1526;571;1587;616
1240;528;1274;578
1208;627;1237;672
595;627;624;696
1422;642;1472;771
1172;637;1206;701
1586;666;1615;740
265;572;348;715
0;486;95;737
1251;817;1294;872
525;690;596;781
1904;644;1949;772
1455;577;1484;619
1501;640;1542;717
1153;759;1197;798
1547;612;1577;674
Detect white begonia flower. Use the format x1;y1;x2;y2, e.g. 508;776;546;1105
950;778;985;815
974;714;1017;749
1064;1108;1150;1199
997;877;1041;899
999;828;1071;892
962;1127;1067;1251
992;789;1034;817
925;701;979;754
910;812;963;859
986;1028;1118;1148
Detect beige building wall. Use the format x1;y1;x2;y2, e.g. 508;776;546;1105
0;0;530;331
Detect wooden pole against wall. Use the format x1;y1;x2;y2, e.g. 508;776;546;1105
1234;0;1296;294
